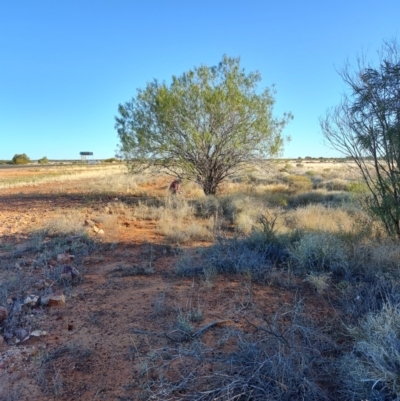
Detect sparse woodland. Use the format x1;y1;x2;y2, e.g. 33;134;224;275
1;160;400;400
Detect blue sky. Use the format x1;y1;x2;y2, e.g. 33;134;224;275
1;1;399;160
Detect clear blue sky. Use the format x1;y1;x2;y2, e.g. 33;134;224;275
1;1;399;160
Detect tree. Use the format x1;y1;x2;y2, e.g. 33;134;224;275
321;40;400;237
12;153;30;165
115;56;292;195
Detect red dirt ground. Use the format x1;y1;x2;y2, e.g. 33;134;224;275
0;170;338;400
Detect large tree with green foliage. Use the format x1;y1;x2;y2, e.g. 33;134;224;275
321;40;400;237
115;56;292;195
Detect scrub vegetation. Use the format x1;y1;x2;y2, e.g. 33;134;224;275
1;159;400;400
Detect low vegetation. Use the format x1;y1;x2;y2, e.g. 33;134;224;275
2;159;400;400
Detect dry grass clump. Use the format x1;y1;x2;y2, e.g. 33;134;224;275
43;211;87;236
288;189;351;207
193;195;221;218
324;178;350;191
284;204;358;233
352;239;400;274
339;303;400;401
288;232;349;276
304;272;331;294
219;194;264;223
131;201;164;221
180;180;204;198
284;174;313;192
158;197;214;244
89;172;139;194
163;223;214;244
234;209;256;234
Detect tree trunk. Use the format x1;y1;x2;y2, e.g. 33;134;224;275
202;178;218;195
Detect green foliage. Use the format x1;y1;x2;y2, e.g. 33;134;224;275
38;156;49;164
115;55;292;195
321;39;400;237
305;170;317;176
12;153;30;164
104;157;119;163
346;180;368;194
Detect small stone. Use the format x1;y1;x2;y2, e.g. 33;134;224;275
19;330;48;345
57;252;75;264
84;219;95;227
15;329;28;340
62;265;80;278
41;294;66;307
30;348;39;357
23;295;39;308
97;229;105;235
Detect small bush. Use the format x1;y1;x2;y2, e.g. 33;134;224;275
193;195;220;218
305;272;331;294
340;303;400;400
346;180;369;194
132;201;163;220
38;156;49;164
44;212;86;237
325;178;349;191
284;174;313;192
288;232;349;276
305;170;317;176
289;190;350;207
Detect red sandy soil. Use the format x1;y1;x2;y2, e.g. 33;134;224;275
0;171;338;400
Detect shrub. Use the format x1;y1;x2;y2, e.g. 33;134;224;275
284;174;313;192
288;190;350;207
219;194;260;223
38;156;49;164
288;232;349;276
193;195;220;218
346;180;369;194
305;170;317;176
325;179;349;191
340;303;400;400
12;153;30;164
